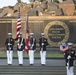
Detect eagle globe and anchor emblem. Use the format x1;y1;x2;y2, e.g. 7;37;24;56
44;21;69;47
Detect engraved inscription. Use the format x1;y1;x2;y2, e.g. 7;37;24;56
44;21;69;47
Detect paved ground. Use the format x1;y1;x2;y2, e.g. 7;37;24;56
0;59;64;66
0;48;76;66
0;58;76;67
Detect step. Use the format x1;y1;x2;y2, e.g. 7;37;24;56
0;66;76;75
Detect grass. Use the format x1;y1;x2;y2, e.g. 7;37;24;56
0;51;64;58
46;52;64;58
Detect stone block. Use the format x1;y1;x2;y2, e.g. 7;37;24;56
59;4;75;16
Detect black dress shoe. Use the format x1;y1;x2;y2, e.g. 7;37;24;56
30;64;33;66
8;64;12;66
19;64;23;66
41;64;45;66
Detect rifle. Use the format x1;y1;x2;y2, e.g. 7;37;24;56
41;38;44;53
30;38;35;50
18;38;23;49
67;50;71;69
8;38;11;51
67;56;70;69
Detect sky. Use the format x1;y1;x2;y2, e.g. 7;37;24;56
0;0;30;8
0;0;63;8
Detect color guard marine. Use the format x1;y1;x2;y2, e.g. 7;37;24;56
64;43;76;75
39;33;48;66
28;33;36;65
15;32;25;66
5;33;14;65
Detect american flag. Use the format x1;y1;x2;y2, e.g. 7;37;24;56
16;7;21;38
25;14;30;54
60;43;68;52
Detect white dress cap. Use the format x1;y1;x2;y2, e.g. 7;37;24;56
8;33;12;35
30;33;34;36
67;43;73;46
41;33;44;36
20;32;22;35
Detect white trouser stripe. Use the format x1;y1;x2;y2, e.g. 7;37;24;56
29;50;34;64
7;50;13;64
17;51;23;64
40;51;46;64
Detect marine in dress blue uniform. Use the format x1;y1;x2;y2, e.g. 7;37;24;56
29;33;36;65
15;32;25;66
5;33;14;65
39;33;48;66
64;43;76;75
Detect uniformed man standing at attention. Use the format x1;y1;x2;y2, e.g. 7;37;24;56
5;33;14;65
29;33;36;65
39;33;48;66
64;43;76;75
15;32;25;66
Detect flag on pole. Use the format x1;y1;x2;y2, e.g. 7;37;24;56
60;43;68;52
25;14;30;54
16;7;21;38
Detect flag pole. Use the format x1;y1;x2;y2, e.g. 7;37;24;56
15;1;21;48
16;1;21;38
25;14;30;54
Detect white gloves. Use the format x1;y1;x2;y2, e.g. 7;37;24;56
67;55;71;59
29;44;30;46
18;44;23;46
8;43;11;45
21;44;23;46
32;44;34;47
42;43;44;46
29;44;34;47
18;44;19;46
67;63;69;66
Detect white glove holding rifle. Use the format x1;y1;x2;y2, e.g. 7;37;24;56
30;44;34;50
42;43;44;46
67;55;71;59
32;44;34;47
8;43;12;45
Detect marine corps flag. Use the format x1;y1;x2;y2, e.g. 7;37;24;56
25;14;30;54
